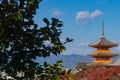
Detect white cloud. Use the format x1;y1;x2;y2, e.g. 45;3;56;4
62;42;94;56
76;10;102;25
76;11;89;20
90;10;102;19
78;42;89;47
52;9;62;17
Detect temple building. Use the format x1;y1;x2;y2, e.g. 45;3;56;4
88;22;118;64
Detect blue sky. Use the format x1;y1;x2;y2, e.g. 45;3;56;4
34;0;120;55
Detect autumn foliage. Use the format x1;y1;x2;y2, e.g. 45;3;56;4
86;66;120;80
60;66;120;80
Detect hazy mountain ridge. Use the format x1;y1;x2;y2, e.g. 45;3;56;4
37;54;120;69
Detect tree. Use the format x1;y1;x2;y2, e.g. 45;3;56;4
86;66;120;80
0;0;72;79
74;66;120;80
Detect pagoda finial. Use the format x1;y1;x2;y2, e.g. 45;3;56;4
102;21;105;38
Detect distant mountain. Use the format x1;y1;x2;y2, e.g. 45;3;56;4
37;54;120;69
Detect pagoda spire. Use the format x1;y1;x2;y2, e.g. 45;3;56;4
102;21;105;38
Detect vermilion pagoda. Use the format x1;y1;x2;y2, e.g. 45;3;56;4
88;22;118;64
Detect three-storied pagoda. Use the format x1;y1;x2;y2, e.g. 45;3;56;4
88;22;118;64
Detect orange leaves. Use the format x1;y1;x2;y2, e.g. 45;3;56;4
73;66;120;80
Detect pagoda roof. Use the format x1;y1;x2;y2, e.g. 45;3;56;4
89;22;118;48
88;37;118;48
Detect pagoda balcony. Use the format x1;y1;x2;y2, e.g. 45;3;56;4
93;59;112;64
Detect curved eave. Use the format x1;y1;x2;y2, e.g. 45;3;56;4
88;44;118;48
88;37;118;48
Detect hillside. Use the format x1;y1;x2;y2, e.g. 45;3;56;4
37;54;120;69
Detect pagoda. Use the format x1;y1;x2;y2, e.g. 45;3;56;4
88;22;118;64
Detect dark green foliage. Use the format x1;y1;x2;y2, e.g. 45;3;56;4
0;0;72;79
35;61;65;80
